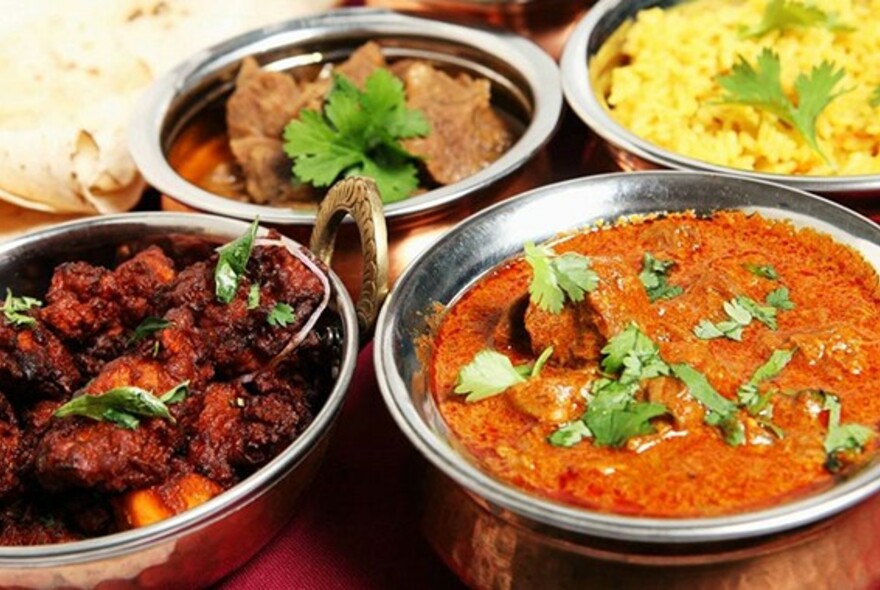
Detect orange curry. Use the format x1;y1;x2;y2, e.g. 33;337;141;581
429;211;880;517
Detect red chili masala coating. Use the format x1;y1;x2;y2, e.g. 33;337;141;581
430;211;880;517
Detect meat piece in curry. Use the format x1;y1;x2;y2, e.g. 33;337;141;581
0;223;337;545
431;211;880;517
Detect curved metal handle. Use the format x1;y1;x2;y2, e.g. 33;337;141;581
310;176;389;338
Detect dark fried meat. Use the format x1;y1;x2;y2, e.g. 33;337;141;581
0;322;81;400
524;301;604;367
0;394;21;498
0;502;81;546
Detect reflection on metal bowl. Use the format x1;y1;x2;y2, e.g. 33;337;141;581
375;171;880;588
130;8;562;293
559;0;880;200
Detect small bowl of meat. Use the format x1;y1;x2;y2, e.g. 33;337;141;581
129;7;562;288
0;177;386;588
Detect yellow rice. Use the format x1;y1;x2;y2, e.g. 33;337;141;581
591;0;880;176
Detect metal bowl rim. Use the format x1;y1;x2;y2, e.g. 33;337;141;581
559;0;880;194
0;211;359;562
129;7;562;225
375;170;880;544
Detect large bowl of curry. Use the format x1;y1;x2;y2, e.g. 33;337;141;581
375;171;880;587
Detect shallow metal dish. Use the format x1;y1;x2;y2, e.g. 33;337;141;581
374;171;880;587
0;207;368;588
560;0;880;199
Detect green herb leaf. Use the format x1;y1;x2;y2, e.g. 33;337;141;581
766;286;795;310
743;263;779;280
267;303;296;327
215;219;259;304
639;253;683;302
586;398;668;448
717;49;848;162
737;348;795;414
54;381;189;429
822;393;874;471
454;349;527;403
548;420;592;447
694;299;753;341
737;295;778;330
127;317;173;345
531;346;554;378
1;288;42;328
247;284;261;310
600;323;669;382
672;363;743;445
524;242;598;314
283;69;429;203
740;0;853;39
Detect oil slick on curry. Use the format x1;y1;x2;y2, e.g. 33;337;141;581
429;211;880;517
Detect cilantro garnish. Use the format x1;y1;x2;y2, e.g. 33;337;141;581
215;219;259;304
639;253;683;302
524;242;599;314
547;420;591;447
740;0;853;39
267;303;296;328
716;49;849;162
671;363;744;445
283;69;430;204
695;289;793;341
54;381;189;429
766;286;795;310
247;284;261;310
736;348;795;431
127;317;173;345
821;393;874;472
737;295;778;329
600;322;669;383
743;263;778;280
454;347;553;403
1;288;41;328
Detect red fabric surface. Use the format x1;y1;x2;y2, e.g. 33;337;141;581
217;343;465;589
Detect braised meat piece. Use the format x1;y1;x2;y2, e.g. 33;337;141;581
0;502;81;546
0;394;21;498
0;322;81;400
524;301;605;367
398;61;514;185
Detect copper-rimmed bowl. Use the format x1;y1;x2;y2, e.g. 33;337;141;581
129;7;562;289
374;171;880;588
0;177;386;588
560;0;880;200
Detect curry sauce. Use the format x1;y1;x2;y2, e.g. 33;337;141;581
430;211;880;517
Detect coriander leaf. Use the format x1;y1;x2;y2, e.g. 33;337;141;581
524;242;598;314
766;286;795;310
548;420;591;447
871;86;880;108
159;381;190;405
267;303;296;328
600;323;668;380
54;382;188;428
215;219;259;304
694;319;725;340
822;393;874;471
127;317;172;345
586;401;668;448
1;288;42;328
455;349;528;403
639;253;683;302
740;0;853;38
283;69;429;203
672;363;743;445
737;348;795;414
737;295;777;330
743;263;778;280
247;284;261;310
531;346;554;378
717;49;848;162
723;299;753;326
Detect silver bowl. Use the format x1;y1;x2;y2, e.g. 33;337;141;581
129;7;562;224
374;171;880;587
0;212;361;588
560;0;880;199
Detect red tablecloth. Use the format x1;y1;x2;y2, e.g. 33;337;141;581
218;343;464;589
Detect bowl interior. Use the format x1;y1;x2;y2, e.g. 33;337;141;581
377;171;880;543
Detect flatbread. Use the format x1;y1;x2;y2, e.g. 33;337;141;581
0;0;337;216
0;200;82;241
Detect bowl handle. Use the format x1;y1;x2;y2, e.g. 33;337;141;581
310;176;389;339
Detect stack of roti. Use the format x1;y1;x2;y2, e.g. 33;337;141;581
0;0;337;239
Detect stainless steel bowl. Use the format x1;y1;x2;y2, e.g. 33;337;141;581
0;212;361;588
560;0;880;199
129;7;561;224
374;171;880;587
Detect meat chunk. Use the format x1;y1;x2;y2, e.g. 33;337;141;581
227;57;302;140
0;394;22;498
524;301;605;367
229;136;316;204
0;502;81;546
0;322;81;400
398;61;514;185
506;371;591;424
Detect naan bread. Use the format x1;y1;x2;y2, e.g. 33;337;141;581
0;0;337;218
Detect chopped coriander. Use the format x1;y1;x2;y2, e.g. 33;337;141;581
743;263;778;280
694;298;753;341
531;346;554;378
737;295;778;330
524;242;598;314
127;317;172;345
54;381;189;429
671;363;744;445
766;286;795;310
740;0;853;39
454;350;526;403
1;288;41;328
267;303;296;328
600;322;669;383
639;253;683;302
716;49;849;162
822;393;874;472
737;348;795;417
283;69;430;203
247;284;261;310
548;420;591;447
215;219;259;304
